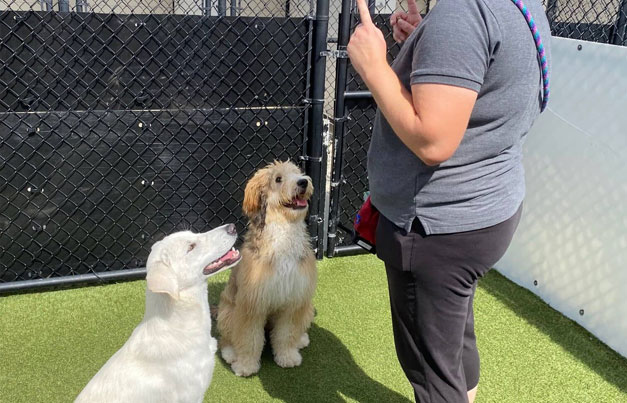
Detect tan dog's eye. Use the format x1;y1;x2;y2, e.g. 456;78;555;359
187;243;196;252
275;176;282;183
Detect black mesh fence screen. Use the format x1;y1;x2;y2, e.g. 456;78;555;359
0;0;317;287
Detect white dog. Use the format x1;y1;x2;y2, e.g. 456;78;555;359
75;224;241;403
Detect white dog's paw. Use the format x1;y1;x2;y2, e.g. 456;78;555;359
274;348;302;368
296;333;310;349
231;359;260;377
221;346;236;364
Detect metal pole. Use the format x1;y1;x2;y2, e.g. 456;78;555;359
230;0;237;16
326;0;353;257
218;0;226;16
58;0;70;12
40;0;53;11
76;0;88;12
344;90;372;99
203;0;212;16
333;244;368;257
306;0;330;259
0;268;146;295
614;0;627;45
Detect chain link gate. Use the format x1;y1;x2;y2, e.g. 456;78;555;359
0;0;331;292
326;0;418;257
325;0;627;258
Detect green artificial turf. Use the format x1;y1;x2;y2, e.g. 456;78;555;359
1;255;626;402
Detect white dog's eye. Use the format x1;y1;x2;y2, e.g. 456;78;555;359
187;243;196;252
275;176;282;183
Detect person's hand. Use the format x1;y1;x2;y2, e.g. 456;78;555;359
390;0;422;43
347;0;387;84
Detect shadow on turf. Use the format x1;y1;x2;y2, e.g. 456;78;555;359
480;270;627;394
257;324;411;403
207;281;412;403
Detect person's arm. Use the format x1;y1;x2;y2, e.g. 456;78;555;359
347;0;477;166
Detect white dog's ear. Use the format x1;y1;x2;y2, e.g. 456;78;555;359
146;260;180;300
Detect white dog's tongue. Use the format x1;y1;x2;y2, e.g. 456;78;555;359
294;197;307;207
219;249;239;262
204;249;240;275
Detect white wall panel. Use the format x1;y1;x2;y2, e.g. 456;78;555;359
496;37;627;358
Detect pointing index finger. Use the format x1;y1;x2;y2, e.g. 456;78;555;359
407;0;419;15
356;0;373;25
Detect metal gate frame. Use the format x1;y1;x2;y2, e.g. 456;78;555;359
326;0;396;258
326;0;367;258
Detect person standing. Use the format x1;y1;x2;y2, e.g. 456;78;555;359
347;0;551;401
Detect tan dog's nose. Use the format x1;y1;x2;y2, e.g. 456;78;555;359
297;179;308;191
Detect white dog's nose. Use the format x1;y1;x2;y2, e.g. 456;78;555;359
226;224;237;236
297;179;308;189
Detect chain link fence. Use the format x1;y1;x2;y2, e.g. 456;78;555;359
547;0;627;45
2;0;626;289
326;0;627;256
0;0;326;290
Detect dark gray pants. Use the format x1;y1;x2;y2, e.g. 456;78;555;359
376;205;522;403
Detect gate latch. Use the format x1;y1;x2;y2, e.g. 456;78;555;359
320;49;348;59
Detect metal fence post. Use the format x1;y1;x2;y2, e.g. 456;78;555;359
218;0;226;16
40;0;53;11
326;0;352;257
76;0;88;12
58;0;70;12
614;0;627;45
305;0;330;259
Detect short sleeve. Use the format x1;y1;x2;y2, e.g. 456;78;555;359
410;0;500;92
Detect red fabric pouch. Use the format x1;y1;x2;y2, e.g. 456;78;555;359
353;196;379;253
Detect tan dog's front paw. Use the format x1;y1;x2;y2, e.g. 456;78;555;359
221;346;236;364
231;359;260;377
274;349;302;368
296;333;310;349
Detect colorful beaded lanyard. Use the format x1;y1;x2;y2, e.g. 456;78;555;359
511;0;550;111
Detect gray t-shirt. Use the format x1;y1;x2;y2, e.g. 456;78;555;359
367;0;551;234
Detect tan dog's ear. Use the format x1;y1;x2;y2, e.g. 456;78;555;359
146;260;179;299
243;168;269;217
